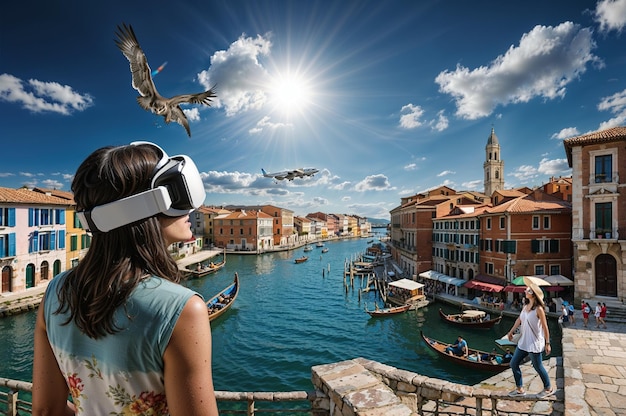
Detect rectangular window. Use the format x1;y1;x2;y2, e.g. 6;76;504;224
486;218;491;230
485;239;492;251
550;265;560;275
543;215;550;230
0;233;17;257
532;216;540;230
485;263;494;274
595;154;612;183
535;265;545;275
0;208;16;227
74;212;82;228
595;202;612;236
531;239;559;253
502;240;517;254
499;216;505;229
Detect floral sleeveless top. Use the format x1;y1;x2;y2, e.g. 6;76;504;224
44;272;198;415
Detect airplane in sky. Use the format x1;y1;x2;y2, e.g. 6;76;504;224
261;168;319;181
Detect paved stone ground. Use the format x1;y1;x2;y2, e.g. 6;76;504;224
561;321;626;416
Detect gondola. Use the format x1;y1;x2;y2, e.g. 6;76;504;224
438;308;503;329
365;303;411;317
295;256;309;263
420;331;510;373
206;273;239;322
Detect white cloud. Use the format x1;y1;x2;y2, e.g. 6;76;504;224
0;73;94;115
435;22;601;119
597;88;626;130
183;108;201;122
249;116;293;134
354;174;395;192
430;110;449;131
404;163;417;171
461;180;482;190
399;103;424;129
437;170;455;177
594;0;626;33
197;34;272;116
551;127;580;139
537;158;571;175
509;165;539;182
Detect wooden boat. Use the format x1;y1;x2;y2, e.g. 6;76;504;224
295;256;309;263
365;303;411;317
495;328;520;351
321;248;329;253
438;308;503;329
206;273;239;321
185;249;226;278
316;242;324;247
303;245;313;252
420;331;510;373
385;278;428;310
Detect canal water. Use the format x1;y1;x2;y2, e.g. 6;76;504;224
0;238;562;392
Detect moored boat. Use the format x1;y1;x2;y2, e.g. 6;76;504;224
438;308;503;329
420;331;510;373
365;303;411;317
385;278;428;310
206;273;239;321
295;256;309;263
321;247;329;253
316;242;324;247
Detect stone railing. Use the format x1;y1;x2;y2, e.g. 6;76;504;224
312;358;561;416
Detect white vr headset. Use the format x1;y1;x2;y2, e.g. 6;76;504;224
76;141;206;233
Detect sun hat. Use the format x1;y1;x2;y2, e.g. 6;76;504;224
523;276;544;303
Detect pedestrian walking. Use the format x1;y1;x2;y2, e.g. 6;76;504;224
506;277;553;398
600;302;608;329
595;302;602;328
582;301;591;328
567;302;576;325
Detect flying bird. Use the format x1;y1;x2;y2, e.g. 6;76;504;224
114;24;216;137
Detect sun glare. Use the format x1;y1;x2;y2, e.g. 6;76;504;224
269;72;312;115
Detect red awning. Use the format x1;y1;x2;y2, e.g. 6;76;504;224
503;285;526;293
545;285;565;292
464;280;504;292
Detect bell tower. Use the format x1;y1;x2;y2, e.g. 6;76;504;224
483;127;504;197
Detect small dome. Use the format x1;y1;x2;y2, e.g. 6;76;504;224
487;127;499;145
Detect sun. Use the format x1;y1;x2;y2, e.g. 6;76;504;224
268;72;312;116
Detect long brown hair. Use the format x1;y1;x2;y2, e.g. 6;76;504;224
56;144;182;339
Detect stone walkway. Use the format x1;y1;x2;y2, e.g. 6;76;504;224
561;321;626;416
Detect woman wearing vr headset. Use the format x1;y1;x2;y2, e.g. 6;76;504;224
32;143;218;415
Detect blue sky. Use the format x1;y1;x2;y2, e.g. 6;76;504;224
2;0;626;220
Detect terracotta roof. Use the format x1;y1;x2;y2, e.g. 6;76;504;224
484;190;571;214
563;126;626;165
0;187;72;205
32;187;75;202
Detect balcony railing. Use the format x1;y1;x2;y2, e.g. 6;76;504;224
0;378;325;416
572;228;620;240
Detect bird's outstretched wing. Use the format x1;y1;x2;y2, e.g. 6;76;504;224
169;88;217;107
114;23;159;99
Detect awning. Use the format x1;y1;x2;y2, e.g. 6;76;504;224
418;270;465;286
464;279;504;292
503;285;526;293
389;278;424;291
545;285;565;292
419;270;442;280
438;275;467;287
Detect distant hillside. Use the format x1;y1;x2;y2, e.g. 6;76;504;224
367;218;390;227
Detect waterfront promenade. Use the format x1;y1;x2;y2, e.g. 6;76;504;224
2;282;625;415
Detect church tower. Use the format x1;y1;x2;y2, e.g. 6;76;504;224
483;127;504;197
